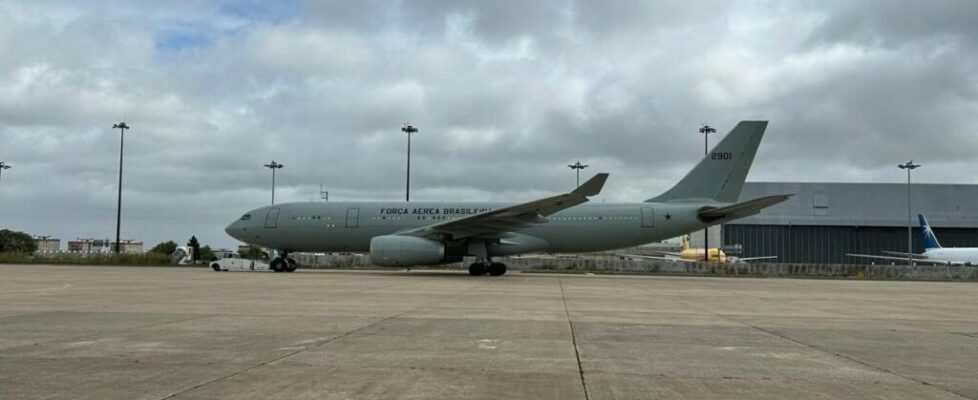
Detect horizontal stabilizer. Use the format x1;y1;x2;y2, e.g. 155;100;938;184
698;194;792;221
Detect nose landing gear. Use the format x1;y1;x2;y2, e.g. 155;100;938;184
271;253;298;273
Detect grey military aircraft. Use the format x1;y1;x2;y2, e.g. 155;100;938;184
225;121;790;276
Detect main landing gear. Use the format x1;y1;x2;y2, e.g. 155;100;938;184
468;260;506;276
270;253;298;273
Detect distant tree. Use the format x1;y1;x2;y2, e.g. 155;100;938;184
187;236;201;263
198;245;215;261
238;245;264;260
149;241;178;255
0;229;37;253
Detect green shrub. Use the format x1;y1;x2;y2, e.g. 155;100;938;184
0;229;37;253
0;252;173;266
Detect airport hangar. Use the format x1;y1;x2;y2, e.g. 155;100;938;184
713;182;978;264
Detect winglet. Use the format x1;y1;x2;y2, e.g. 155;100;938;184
572;173;609;197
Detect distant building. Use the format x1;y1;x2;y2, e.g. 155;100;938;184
237;244;266;259
67;238;142;253
68;238;110;253
211;248;237;259
32;236;60;252
724;182;978;264
111;240;144;254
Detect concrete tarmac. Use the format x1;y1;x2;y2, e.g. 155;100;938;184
0;264;976;400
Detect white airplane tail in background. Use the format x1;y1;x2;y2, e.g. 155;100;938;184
919;214;942;250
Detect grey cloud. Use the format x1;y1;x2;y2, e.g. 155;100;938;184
1;0;977;249
809;0;978;47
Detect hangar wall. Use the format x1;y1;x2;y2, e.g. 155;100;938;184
724;182;978;264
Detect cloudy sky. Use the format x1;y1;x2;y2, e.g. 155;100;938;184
1;0;976;249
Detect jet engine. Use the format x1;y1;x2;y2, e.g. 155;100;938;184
369;235;445;266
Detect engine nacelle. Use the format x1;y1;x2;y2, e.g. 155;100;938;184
369;235;445;266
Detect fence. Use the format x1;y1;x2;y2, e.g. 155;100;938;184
290;253;978;281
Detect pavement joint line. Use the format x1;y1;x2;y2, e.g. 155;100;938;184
627;280;974;400
949;332;978;340
614;279;976;400
0;282;74;295
0;313;217;353
0;312;36;322
156;278;487;400
156;311;412;400
724;319;976;400
558;277;591;400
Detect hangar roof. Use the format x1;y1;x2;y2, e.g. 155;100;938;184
732;182;978;228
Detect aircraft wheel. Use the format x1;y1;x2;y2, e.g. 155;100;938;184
488;262;507;276
468;263;486;276
270;258;286;273
285;258;298;273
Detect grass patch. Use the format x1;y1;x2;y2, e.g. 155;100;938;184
0;252;173;266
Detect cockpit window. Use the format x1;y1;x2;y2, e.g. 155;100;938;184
240;214;252;221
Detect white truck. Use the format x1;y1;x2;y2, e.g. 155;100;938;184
209;255;271;272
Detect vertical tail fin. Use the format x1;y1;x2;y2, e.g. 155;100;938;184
681;235;690;251
647;121;768;203
919;214;942;249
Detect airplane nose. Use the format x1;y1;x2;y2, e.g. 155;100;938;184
225;221;239;239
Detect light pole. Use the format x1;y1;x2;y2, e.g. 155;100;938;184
699;124;716;257
112;122;130;254
401;124;418;202
568;161;589;187
264;161;284;205
898;160;920;266
0;161;10;188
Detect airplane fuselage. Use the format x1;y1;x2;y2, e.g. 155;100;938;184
226;200;716;258
922;248;978;265
224;121;783;272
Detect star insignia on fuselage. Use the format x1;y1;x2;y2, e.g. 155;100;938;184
665;213;672;220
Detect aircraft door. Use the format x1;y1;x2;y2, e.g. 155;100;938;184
264;208;280;229
345;208;360;228
641;207;655;228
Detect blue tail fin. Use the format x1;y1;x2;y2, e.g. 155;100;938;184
918;214;942;250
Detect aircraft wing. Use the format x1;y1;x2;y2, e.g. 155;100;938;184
641;250;684;257
732;256;778;262
617;253;694;262
402;173;609;240
699;194;792;221
846;253;948;265
655;251;685;258
881;251;929;259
